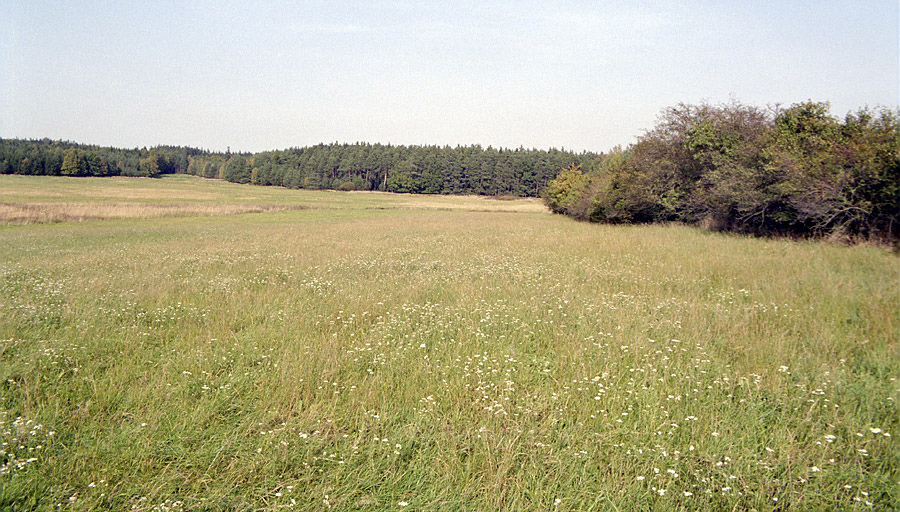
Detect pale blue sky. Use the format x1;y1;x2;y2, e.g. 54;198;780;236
1;0;897;153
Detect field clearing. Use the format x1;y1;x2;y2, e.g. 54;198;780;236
0;176;897;510
0;175;544;224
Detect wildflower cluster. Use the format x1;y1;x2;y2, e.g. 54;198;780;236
0;411;54;476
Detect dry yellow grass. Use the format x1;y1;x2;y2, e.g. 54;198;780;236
0;202;309;224
0;174;547;224
350;191;548;213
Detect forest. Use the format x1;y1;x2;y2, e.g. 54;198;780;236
0;139;598;198
545;101;899;242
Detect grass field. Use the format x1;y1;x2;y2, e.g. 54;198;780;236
1;175;897;510
0;175;544;225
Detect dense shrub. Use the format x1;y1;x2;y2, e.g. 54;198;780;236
545;101;900;242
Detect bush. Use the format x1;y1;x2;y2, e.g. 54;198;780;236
544;101;900;242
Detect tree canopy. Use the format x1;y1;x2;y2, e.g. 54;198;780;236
544;101;900;242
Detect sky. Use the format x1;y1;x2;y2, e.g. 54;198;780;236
1;1;897;154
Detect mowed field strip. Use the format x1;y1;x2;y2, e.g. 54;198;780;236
1;175;897;510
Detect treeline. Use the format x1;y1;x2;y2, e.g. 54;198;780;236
0;138;201;178
1;138;597;197
185;143;597;196
545;101;899;242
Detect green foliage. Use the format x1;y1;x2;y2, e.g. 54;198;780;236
60;148;110;177
542;163;591;218
138;154;160;177
767;103;900;239
0;139;202;178
546;101;900;242
223;155;251;184
59;148;80;176
0;138;598;198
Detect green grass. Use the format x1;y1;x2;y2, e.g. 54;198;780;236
0;175;897;510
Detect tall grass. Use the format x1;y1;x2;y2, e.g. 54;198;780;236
0;176;897;510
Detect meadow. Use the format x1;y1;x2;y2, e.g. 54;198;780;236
0;175;897;511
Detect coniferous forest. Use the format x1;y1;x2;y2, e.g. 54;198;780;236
0;139;598;198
